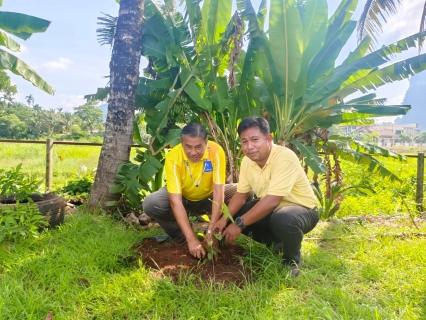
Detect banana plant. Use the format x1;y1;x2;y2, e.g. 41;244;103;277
93;0;426;213
0;8;54;94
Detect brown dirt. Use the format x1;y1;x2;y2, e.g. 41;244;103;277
132;238;249;285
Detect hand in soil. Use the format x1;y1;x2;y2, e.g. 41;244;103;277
188;237;206;259
212;217;227;234
222;223;242;245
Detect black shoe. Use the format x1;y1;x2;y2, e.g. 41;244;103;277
289;260;302;277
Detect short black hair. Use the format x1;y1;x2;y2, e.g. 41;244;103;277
180;122;208;140
237;116;270;137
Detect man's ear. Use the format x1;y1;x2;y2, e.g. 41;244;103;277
266;133;273;143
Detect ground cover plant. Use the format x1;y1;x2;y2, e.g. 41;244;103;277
0;211;425;319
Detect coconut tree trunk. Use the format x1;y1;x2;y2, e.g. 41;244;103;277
89;0;144;211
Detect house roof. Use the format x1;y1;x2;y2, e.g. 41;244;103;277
373;129;397;138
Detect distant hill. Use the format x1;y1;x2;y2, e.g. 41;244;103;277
395;72;426;132
99;103;108;122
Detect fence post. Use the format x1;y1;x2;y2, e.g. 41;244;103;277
46;139;53;192
417;152;424;212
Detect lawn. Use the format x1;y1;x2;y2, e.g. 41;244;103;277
0;212;425;319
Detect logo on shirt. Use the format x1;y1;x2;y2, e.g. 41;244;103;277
204;160;213;172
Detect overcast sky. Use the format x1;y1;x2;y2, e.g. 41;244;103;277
3;0;425;113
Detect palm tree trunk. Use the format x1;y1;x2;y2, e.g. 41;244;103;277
89;0;144;211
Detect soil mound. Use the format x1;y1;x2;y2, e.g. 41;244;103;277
133;238;249;285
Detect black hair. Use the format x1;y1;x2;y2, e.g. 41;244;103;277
180;122;208;140
237;116;270;137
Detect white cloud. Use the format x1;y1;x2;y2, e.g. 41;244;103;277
39;57;72;71
18;44;28;53
58;94;86;112
382;1;425;42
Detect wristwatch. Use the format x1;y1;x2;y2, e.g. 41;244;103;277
234;216;246;230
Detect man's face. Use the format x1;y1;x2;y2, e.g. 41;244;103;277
181;136;207;163
240;127;272;167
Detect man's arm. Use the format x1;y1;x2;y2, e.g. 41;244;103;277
169;193;206;258
222;194;282;245
240;195;282;225
169;193;195;241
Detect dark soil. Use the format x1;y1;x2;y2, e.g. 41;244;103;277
133;238;249;285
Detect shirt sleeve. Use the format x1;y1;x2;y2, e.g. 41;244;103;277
267;154;298;197
165;155;181;194
213;145;226;185
236;157;252;193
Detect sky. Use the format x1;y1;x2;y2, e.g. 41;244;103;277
2;0;425;114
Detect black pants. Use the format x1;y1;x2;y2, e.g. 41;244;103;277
233;200;319;264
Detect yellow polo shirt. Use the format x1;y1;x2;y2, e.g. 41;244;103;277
237;144;317;210
165;141;226;201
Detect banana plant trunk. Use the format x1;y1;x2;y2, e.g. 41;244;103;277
89;0;145;211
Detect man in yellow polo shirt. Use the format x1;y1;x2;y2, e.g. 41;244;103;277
213;116;319;276
143;123;228;259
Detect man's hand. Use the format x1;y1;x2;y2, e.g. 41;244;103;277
187;237;206;259
222;223;242;245
212;217;227;234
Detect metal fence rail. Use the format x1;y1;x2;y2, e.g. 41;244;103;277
1;139;424;211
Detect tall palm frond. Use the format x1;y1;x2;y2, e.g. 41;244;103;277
420;1;426;52
357;0;403;50
97;13;118;47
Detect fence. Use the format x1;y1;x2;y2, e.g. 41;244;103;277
1;139;424;211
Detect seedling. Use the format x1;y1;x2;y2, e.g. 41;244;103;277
200;201;235;261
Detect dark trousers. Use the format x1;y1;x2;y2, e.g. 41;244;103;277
143;185;242;240
234;200;319;264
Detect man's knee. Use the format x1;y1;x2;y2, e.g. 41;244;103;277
270;210;301;233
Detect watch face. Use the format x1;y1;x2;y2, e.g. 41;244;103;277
236;217;245;229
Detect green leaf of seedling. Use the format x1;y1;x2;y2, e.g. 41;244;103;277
208;252;212;260
214;233;222;241
221;202;234;223
188;216;197;221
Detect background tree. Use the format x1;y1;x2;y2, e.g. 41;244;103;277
0;113;27;138
88;0;145;211
0;70;17;107
398;132;412;143
73;102;104;134
414;131;426;143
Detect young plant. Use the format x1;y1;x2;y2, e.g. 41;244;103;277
0;164;46;243
0;164;42;202
196;214;223;261
0;203;48;243
200;201;236;261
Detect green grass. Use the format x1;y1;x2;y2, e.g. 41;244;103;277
1;212;425;319
338;155;421;217
0;143;141;192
